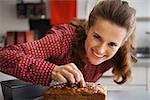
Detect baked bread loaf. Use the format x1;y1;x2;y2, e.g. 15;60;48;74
43;82;107;100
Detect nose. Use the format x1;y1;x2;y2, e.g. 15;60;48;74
95;43;107;54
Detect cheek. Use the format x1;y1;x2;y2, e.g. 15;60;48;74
84;39;90;53
108;47;120;58
85;37;96;51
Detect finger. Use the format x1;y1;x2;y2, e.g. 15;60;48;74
80;79;85;87
69;63;83;76
65;67;81;82
77;69;85;87
61;69;75;83
69;63;85;87
79;76;85;87
55;72;67;83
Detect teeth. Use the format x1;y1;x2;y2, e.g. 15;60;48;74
93;51;104;58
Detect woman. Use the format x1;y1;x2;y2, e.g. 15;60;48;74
0;0;137;87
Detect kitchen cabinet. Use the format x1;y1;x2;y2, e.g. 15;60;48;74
148;63;150;90
16;1;46;19
96;58;150;91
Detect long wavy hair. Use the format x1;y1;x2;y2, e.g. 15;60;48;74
71;0;137;84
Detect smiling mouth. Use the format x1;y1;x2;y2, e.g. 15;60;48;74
92;50;105;58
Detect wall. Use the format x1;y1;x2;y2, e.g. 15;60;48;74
0;0;29;36
0;0;51;36
0;0;87;36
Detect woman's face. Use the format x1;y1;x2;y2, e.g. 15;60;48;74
84;19;127;65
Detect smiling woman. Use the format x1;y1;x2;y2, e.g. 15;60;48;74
84;19;127;65
71;0;137;84
0;0;137;87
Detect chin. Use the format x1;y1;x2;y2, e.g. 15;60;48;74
89;59;104;65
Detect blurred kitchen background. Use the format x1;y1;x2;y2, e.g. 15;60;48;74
0;0;150;100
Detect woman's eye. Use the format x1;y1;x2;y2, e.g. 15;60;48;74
109;42;118;48
93;33;101;40
93;35;100;39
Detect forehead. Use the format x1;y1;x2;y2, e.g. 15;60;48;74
89;19;127;43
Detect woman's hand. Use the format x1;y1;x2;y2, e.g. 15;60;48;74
51;63;85;87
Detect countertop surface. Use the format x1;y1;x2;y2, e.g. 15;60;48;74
107;90;150;100
1;89;150;100
137;58;150;64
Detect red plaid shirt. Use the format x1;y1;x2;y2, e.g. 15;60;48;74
0;24;112;86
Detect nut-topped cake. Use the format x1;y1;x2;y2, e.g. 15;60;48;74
43;82;107;100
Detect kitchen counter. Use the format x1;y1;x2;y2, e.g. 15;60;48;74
0;87;150;100
136;58;150;65
107;90;150;100
99;57;150;91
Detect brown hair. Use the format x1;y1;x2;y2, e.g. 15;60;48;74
71;0;137;84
